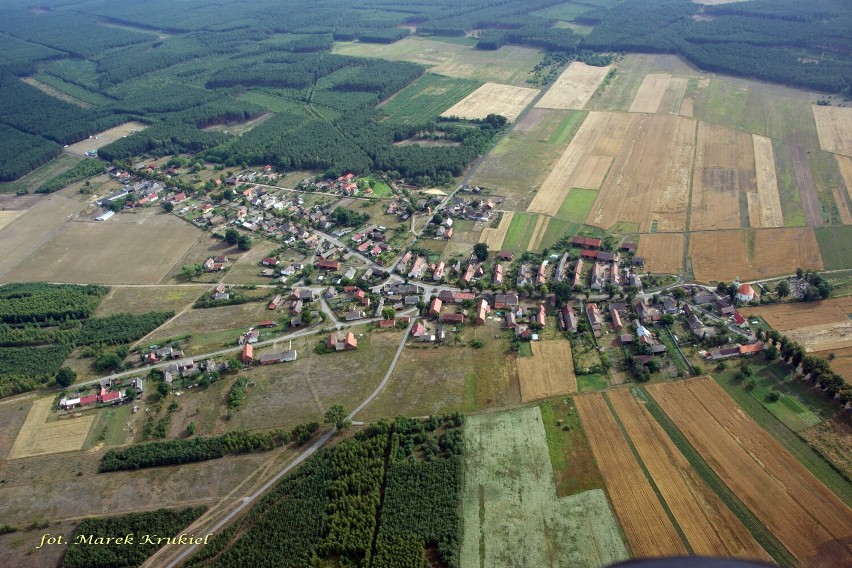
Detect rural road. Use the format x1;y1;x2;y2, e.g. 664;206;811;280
157;317;415;567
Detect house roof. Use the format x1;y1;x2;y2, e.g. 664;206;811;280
738;283;755;297
739;342;763;355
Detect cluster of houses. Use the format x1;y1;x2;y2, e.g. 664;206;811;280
240;342;298;365
59;379;144;410
351;225;393;259
98;179;166;211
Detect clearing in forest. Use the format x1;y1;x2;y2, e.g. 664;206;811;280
528;111;634;216
536;62;611;110
460;407;628;568
479;211;514;250
608;389;772;561
749;134;784;228
812;105;852;157
689;122;755;231
8;398;94;459
575;393;688;557
688;228;822;282
635;233;683;275
63;122;148;157
516;340;577;402
441;82;538;122
586;113;695;232
648;377;852;567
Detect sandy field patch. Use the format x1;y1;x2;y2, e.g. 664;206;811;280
835;156;852;224
745;298;852;331
572;155;612;190
536;62;611;110
1;209;200;285
689;228;823;282
516;340;577;402
648;378;852;567
812;105;852;157
690;122;755;231
526;215;550;252
575;393;688;557
0;194;82;279
0;210;25;231
586;113;695;232
64;122;148;157
479;211;514;250
749;134;784;227
608;389;772;561
635;233;683;274
629;74;671;114
441;82;538;122
527;111;634;216
8;398;94;459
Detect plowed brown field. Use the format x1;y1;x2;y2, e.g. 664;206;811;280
586;114;695;232
690;122;755;231
689;228;823;281
608;389;771;561
575;393;688;557
635;233;683;274
812;105;852;157
516;340;577;402
648;377;852;568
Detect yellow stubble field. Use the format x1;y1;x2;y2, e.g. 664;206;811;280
749;134;784;228
441;82;539;122
7;398;94;459
535;62;611;110
479;211;514;250
516;340;577;402
635;233;684;274
812;105;852;157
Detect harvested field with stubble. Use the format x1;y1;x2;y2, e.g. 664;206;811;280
517;340;577;402
812;105;852;157
575;393;688;558
648;377;852;568
526;215;550;251
479;211;513;250
835;156;852;224
745;298;852;331
441;82;538;122
689;228;822;281
527;111;634;216
536;62;611;110
586;113;695;233
800;414;852;479
689;122;755;231
608;389;772;561
460;407;628;568
750;134;784;228
7;398;94;459
628;74;687;115
635;233;683;274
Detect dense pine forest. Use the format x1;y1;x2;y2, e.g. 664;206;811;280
0;0;849;181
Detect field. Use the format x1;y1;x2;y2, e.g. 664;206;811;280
647;377;852;567
835;156;852;223
750;134;784;228
0;154;81;195
785;322;852;353
0;193;83;279
812;105;852;157
380;73;480;124
501;211;539;253
21;76;90;107
587;55;696;113
203;112;273;136
555;189;598;224
629;74;688;115
635;233;683;274
479;211;513;250
94;285;202;317
608;389;772;560
63;122;148;157
441;82;538;122
536;62;612;110
586;113;695;233
7;398;95;459
800;414;852;478
459;407;628;568
527;111;634;216
688;228;823;282
745;298;852;331
575;393;688;557
333;37;543;86
516;340;577;402
0;209;201;285
816;346;852;382
815;225;852;270
526;214;550;251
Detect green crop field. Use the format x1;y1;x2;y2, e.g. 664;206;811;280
502;211;538;252
549;110;587;145
237;91;309;114
556;188;599;222
380;73;480;124
772;140;807;227
460;407;628;568
538;219;578;251
815;225;852;269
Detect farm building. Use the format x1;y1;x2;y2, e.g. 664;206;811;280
316;259;341;271
586;303;602;332
494;293;519;309
242;343;254;364
258;351;297;365
429;297;443;318
326;332;358;351
440;313;466;324
558;305;578;332
268;294;282;310
475;299;491;325
570;236;602;249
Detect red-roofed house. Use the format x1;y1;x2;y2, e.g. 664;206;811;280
316;259;341;271
440;313;465;324
570;236;601;249
475;298;490;325
378;319;395;328
100;391;121;403
79;394;98;406
429;297;443;318
732;312;746;325
534;304;546;327
739;342;763;356
736;283;756;303
242;343;253;364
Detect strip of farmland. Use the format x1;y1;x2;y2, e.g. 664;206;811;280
575;393;688;557
750;134;784;228
608;389;772;562
647;378;852;567
535;62;611;110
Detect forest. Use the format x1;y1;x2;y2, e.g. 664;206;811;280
183;415;465;568
0;0;848;183
61;507;207;568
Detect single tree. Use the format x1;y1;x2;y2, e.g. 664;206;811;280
55;367;76;388
125;388;136;400
381;307;396;321
776;279;791;298
472;243;489;262
224;227;240;245
187;422;196;435
237;234;253;251
324;404;350;430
